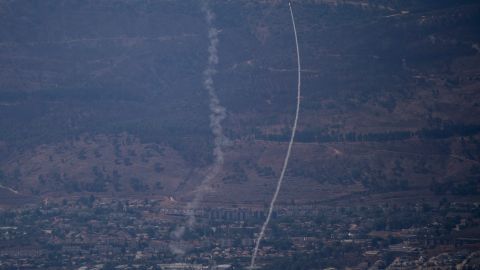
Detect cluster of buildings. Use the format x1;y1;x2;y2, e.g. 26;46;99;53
0;198;479;269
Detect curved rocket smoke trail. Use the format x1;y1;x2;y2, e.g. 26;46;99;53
250;2;302;268
170;1;226;255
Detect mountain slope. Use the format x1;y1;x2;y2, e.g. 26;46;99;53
0;0;479;206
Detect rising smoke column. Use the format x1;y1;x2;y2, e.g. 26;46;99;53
170;1;226;255
186;0;226;225
250;2;302;268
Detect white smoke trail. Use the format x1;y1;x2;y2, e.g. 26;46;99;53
250;2;302;268
186;0;226;220
170;1;226;255
0;184;19;194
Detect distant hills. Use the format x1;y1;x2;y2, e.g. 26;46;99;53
0;0;479;206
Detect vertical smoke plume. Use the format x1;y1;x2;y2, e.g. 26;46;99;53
170;0;226;255
189;0;227;227
250;2;302;268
